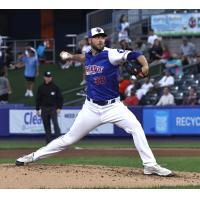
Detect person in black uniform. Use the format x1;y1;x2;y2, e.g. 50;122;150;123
36;71;63;144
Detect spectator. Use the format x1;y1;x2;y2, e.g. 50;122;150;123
0;35;8;76
136;77;153;100
149;39;163;63
14;52;25;69
0;35;3;64
155;70;175;88
79;36;91;86
123;88;139;106
116;14;131;43
196;53;200;63
36;40;49;63
183;87;197;105
164;53;183;77
18;48;39;97
119;77;131;100
105;34;112;48
0;68;12;104
147;29;158;49
124;75;137;97
159;43;171;64
4;45;13;70
119;39;132;50
181;55;189;66
81;36;91;55
180;37;196;64
25;43;38;59
156;87;175;106
61;59;73;70
0;53;5;74
135;39;148;59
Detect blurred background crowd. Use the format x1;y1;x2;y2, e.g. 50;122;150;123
1;9;200;106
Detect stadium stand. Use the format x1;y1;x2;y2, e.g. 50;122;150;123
2;9;200;106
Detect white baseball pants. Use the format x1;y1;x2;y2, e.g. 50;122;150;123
33;99;157;166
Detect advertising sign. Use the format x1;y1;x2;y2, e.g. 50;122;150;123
151;13;200;36
9;109;114;135
143;107;200;135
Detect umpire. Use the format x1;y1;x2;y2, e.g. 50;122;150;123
36;71;63;144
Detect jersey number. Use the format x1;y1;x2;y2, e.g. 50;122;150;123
94;76;106;85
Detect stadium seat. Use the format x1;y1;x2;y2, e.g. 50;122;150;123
174;92;184;105
145;92;158;105
170;86;179;95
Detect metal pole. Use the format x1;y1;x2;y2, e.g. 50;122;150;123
34;40;37;50
14;41;16;64
73;37;76;53
52;38;55;64
139;9;142;21
86;13;89;32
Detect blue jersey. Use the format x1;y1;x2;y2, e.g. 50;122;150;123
22;56;39;77
37;44;46;57
85;47;133;101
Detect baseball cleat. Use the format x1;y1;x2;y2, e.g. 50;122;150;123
144;164;172;177
15;153;34;166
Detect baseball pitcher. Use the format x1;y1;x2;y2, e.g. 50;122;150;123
16;27;172;176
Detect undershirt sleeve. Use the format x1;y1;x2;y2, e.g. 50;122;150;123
108;48;131;66
108;48;142;65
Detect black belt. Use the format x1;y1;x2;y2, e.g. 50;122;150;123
87;97;116;106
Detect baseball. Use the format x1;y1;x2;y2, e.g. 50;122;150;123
60;52;72;60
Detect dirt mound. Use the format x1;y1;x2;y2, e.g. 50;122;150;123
0;164;200;188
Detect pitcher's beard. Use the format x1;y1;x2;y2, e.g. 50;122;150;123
91;44;104;54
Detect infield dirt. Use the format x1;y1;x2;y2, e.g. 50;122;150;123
0;164;200;188
1;148;200;188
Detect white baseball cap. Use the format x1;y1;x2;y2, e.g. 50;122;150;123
88;27;107;38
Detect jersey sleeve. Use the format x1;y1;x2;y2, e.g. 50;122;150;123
21;56;26;63
107;48;131;66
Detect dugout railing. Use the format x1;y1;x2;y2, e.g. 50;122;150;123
5;38;56;65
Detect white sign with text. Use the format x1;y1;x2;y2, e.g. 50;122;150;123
9;109;114;135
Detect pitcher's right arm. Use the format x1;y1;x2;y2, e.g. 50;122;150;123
60;51;85;63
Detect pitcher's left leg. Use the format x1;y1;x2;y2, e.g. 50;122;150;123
104;102;156;166
108;103;172;176
115;113;156;166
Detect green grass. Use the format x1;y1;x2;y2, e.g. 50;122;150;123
0;139;45;149
73;139;200;149
8;64;83;106
148;140;200;148
38;156;142;168
39;156;200;173
2;156;200;173
1;138;200;173
1;138;200;149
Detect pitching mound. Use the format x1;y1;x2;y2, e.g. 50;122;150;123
0;164;200;188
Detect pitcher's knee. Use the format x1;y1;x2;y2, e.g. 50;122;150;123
125;123;144;135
